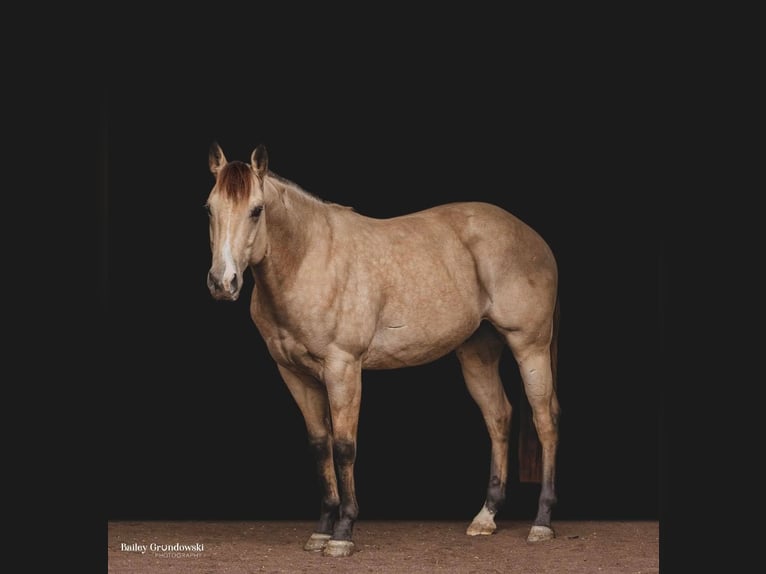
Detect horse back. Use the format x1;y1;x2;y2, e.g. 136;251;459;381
355;201;557;293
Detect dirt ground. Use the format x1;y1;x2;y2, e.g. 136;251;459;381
107;519;659;573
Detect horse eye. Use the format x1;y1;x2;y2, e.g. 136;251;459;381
204;204;211;216
250;205;263;219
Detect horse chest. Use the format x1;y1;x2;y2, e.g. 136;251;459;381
273;334;325;375
251;314;327;376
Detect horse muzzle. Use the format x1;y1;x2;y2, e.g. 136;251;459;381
207;270;241;301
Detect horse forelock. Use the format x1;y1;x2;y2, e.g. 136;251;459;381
217;161;254;202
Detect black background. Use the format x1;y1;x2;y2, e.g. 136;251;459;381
102;12;661;524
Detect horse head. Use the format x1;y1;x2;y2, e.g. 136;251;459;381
205;142;270;301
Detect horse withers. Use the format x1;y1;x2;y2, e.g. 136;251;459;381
205;143;560;557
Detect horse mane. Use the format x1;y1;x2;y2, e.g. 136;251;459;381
217;161;353;212
267;171;354;212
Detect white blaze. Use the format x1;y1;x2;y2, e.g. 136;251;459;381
221;220;237;283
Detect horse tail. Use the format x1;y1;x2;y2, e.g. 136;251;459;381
518;295;559;483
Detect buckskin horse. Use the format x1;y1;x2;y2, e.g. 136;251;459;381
205;143;560;557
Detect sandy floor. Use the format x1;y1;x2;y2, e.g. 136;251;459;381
107;519;659;573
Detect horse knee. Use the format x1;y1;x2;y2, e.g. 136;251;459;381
309;436;332;461
333;439;356;466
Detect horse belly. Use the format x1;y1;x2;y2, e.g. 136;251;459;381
359;228;488;369
362;298;483;369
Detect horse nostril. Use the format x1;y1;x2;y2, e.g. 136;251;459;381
230;274;239;293
208;271;221;291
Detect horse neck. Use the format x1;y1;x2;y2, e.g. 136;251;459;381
253;175;331;288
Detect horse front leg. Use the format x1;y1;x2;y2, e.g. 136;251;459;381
321;357;363;557
277;365;339;552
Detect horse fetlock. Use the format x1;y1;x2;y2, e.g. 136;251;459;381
486;475;506;511
332;516;356;540
340;502;359;521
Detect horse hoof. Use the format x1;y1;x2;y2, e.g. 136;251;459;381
304;533;331;551
466;505;497;536
527;525;555;542
466;520;497;536
322;539;355;557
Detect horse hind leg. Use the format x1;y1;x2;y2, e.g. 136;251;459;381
504;331;560;543
456;323;511;536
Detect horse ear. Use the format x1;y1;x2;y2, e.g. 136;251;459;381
251;144;269;177
209;142;227;176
